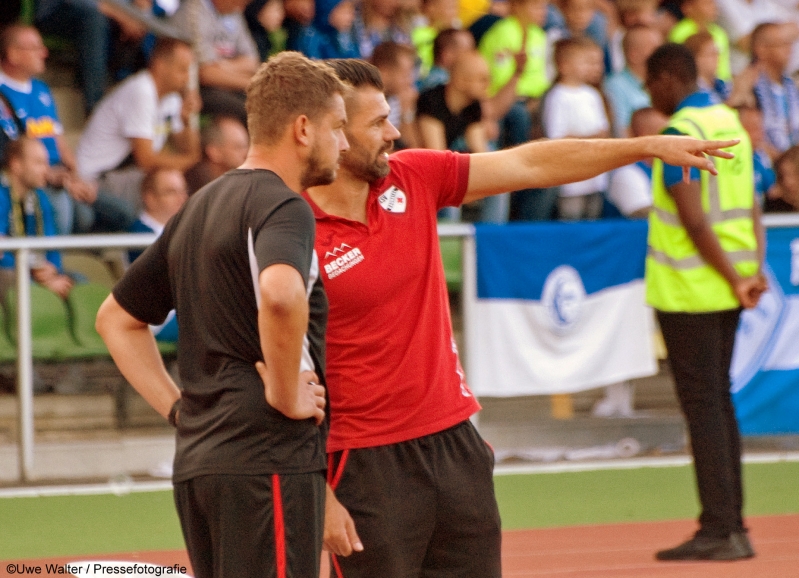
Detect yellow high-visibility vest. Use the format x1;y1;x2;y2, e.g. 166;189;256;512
646;103;758;312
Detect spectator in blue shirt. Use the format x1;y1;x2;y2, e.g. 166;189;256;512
0;137;72;298
0;24;131;236
126;167;186;343
737;106;776;207
604;25;662;136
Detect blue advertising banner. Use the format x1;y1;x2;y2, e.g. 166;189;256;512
471;221;657;396
731;227;799;435
470;220;799;435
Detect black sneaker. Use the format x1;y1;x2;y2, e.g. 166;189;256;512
655;532;756;561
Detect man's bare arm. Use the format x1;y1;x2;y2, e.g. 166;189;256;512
96;295;180;420
130;137;201;172
199;59;258;91
170;90;202;155
463;136;738;203
417;116;447;150
257;263;325;423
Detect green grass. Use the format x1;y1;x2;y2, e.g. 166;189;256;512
0;491;184;560
1;461;797;560
495;461;799;529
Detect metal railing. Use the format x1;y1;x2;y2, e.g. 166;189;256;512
1;234;156;482
2;214;797;482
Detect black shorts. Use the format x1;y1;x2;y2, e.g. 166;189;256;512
173;472;325;578
328;420;502;578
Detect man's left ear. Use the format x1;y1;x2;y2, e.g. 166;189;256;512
294;114;313;147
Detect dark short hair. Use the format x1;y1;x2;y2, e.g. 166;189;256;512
433;28;465;64
326;58;384;91
646;42;697;84
370;41;417;69
149;36;192;64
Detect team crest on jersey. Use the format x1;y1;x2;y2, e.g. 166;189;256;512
378;186;407;213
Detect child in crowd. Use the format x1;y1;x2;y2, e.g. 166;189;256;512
469;0;510;45
411;0;461;75
606;107;668;218
668;0;731;83
584;38;615;135
479;0;553;220
766;145;799;212
604;25;662;136
479;0;549;103
737;106;777;207
355;0;411;59
418;28;475;91
684;30;730;102
283;0;316;53
311;0;361;58
608;0;659;73
372;41;420;147
547;0;610;76
543;37;610;220
244;0;287;60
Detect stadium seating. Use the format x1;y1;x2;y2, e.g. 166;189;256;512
0;302;16;364
5;285;85;361
66;282;111;357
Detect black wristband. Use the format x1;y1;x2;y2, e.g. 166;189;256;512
168;398;181;428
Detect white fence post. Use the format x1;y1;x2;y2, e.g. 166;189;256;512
15;248;34;482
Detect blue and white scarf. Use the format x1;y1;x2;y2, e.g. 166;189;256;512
753;72;799;153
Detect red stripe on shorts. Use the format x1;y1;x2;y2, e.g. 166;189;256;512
273;473;286;578
329;449;350;490
331;553;345;578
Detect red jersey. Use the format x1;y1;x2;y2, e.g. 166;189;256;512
304;149;481;452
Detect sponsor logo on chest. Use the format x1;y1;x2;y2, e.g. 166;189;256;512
323;243;365;279
378;186;407;213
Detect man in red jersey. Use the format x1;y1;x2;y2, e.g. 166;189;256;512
306;59;739;578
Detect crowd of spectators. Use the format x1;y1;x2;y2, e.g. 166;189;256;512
1;0;799;301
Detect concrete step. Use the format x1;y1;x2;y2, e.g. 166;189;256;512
0;431;175;483
0;386;169;445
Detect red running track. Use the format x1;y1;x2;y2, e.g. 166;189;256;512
3;514;797;578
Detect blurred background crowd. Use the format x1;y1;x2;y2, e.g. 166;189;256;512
0;0;799;301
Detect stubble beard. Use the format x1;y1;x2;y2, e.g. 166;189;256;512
342;141;393;184
300;142;338;190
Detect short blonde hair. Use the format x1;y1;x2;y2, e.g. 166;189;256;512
246;51;347;146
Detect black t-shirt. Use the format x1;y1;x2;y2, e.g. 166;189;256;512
113;169;328;481
416;84;482;150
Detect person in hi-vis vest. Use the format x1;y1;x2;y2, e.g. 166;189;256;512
644;43;768;562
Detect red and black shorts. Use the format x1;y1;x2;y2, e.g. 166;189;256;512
328;420;502;578
173;471;325;578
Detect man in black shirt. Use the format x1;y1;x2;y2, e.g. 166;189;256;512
417;50;489;153
96;52;349;578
